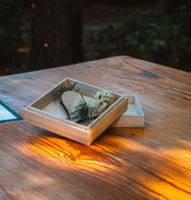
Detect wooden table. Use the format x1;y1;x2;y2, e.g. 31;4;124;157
0;56;191;200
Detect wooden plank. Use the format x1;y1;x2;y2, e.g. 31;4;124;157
0;56;191;199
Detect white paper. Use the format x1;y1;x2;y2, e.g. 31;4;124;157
0;104;17;121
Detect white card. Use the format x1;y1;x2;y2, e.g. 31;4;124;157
0;101;22;122
0;104;17;121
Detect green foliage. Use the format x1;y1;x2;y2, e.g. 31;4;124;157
85;2;191;71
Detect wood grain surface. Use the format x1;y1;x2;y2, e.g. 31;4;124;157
0;56;191;200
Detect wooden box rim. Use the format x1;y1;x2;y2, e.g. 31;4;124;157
25;78;127;132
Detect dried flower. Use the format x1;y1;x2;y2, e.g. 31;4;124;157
57;82;116;123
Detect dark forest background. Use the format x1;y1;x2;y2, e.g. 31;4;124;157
0;0;190;75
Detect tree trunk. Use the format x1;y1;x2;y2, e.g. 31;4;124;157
29;0;83;70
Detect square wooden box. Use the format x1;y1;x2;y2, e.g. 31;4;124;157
112;95;144;128
24;78;128;145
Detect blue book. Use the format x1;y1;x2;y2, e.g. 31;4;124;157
0;101;23;123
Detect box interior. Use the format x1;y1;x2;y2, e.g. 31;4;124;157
125;96;143;116
29;79;121;127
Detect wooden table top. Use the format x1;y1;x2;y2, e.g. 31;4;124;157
0;56;191;200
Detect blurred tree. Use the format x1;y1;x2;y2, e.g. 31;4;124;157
84;1;191;72
29;0;83;69
0;0;24;74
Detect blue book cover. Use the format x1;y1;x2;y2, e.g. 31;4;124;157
0;101;23;123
